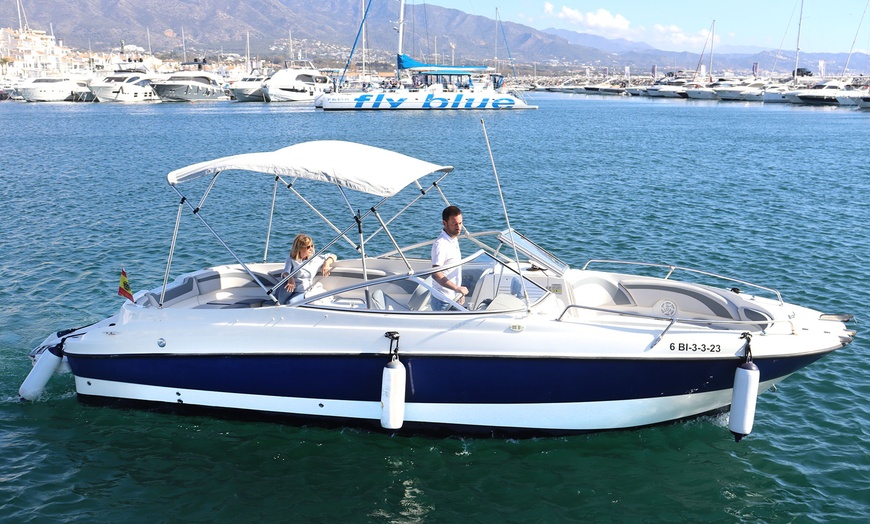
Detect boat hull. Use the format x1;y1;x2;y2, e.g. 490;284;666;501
263;86;321;102
154;83;230;102
320;89;535;110
89;84;160;103
230;87;267;102
63;348;833;433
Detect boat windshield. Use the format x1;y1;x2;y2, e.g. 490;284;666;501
301;251;549;313
495;230;569;276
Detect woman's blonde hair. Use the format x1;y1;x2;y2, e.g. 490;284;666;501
290;234;313;260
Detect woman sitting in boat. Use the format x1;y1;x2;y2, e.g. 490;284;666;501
279;234;337;304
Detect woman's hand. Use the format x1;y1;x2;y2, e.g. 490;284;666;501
321;256;336;277
284;279;296;292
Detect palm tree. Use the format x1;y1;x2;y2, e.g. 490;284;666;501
0;56;13;76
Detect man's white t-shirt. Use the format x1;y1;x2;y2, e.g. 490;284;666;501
431;229;462;296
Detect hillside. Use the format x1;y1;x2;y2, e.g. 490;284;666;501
1;0;864;75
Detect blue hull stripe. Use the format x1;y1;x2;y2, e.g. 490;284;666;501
65;352;831;404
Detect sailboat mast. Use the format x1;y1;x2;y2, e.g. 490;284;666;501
361;0;367;79
396;0;405;81
794;0;803;82
16;0;24;33
709;19;715;81
246;31;251;74
494;8;499;74
397;0;405;56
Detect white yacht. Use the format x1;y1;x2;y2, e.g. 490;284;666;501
685;83;719;100
152;62;230;102
645;78;691;98
760;84;795;103
787;79;851;105
546;80;591;94
714;79;769;101
262;61;330;102
835;86;869;106
584;79;628;96
88;66;162;103
229;70;272;102
16;77;92;102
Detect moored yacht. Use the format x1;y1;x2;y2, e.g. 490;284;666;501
760;84;795;103
153;62;230;102
229;70;272;102
787;79;851;105
262;61;330;102
714;79;769;101
88;66;162;103
16;77;92;102
685;82;719;100
645;78;691;98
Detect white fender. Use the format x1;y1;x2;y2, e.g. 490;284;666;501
380;359;406;430
19;346;64;401
729;361;760;442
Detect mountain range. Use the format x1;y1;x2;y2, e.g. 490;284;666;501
2;0;865;76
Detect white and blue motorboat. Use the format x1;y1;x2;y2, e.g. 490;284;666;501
20;140;855;439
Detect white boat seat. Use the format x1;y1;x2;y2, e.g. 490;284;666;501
205;298;267;309
620;279;740;320
407;282;431;311
484;293;525;311
367;289;409;311
571;276;632;307
162;277;196;303
369;289;386;310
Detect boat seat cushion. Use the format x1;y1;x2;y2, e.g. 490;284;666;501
572;276;632;307
620;279;740;319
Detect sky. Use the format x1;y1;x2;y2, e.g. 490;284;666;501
425;1;870;54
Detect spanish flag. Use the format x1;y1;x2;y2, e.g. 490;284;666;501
118;268;134;301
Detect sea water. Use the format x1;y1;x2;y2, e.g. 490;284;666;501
1;94;868;522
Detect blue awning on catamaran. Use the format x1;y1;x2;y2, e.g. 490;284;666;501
396;54;490;75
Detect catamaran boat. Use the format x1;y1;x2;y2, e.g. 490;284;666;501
318;0;534;111
153;64;230;102
319;54;534;110
262;61;331;102
20;140;855;439
88;66;163;103
16;77;93;102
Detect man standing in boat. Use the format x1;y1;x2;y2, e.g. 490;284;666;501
431;206;469;311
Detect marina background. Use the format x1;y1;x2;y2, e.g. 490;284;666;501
1;94;868;521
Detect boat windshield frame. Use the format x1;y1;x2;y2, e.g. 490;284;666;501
157;141;552;311
293;249;550;314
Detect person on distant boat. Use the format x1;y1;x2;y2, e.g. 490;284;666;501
279;234;337;304
431;206;468;311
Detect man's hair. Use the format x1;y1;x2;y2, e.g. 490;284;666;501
442;205;462;222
